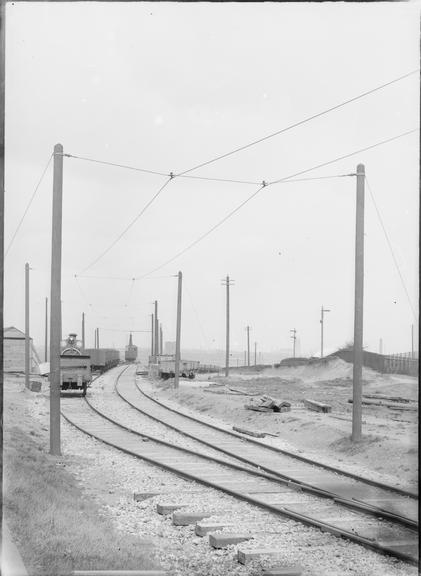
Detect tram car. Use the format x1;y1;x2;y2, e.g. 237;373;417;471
125;333;138;363
84;347;120;373
60;333;91;396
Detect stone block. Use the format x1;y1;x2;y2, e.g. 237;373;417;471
263;566;303;576
172;511;212;526
134;492;160;502
195;522;233;537
156;503;188;515
237;548;283;565
209;533;252;548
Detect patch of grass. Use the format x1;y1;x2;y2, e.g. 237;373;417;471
4;415;159;576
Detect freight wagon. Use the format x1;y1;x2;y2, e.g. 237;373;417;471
84;348;120;372
125;333;138;363
154;354;200;380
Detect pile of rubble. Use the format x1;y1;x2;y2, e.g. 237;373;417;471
245;394;291;413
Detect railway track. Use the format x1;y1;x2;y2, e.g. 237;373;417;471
61;365;418;566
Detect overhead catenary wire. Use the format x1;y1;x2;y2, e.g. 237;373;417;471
175;69;419;177
136;128;418;279
79;176;172;274
365;176;417;320
5;154;53;258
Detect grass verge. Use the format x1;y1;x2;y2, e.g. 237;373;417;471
4;390;160;576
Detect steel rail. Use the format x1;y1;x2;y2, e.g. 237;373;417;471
60;372;418;566
134;377;418;499
114;373;418;530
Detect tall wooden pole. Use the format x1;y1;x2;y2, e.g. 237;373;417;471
97;327;99;348
151;313;154;362
352;164;365;442
174;271;182;389
246;326;250;366
154;301;159;361
254;342;257;366
223;275;231;377
44;297;48;361
160;323;163;355
411;324;414;359
25;263;30;388
50;143;63;456
81;312;85;349
0;0;4;513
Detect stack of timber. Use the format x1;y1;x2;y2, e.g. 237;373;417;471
303;399;332;413
348;398;417;411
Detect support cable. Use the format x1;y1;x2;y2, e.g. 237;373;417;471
136;128;418;279
79;176;172;274
365;176;417;319
175;70;419;176
5;154;53;258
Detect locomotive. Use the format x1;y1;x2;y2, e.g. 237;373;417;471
125;333;138;363
60;333;91;396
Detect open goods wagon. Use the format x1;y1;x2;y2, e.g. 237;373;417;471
154;354;200;380
84;348;120;372
60;334;91;396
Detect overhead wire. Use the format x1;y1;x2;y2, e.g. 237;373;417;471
79;176;172;274
5;154;53;258
175;69;419;176
365;175;417;320
136;128;418;279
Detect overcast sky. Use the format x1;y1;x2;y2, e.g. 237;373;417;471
4;2;420;358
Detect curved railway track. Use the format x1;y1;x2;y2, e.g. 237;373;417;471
61;365;418;566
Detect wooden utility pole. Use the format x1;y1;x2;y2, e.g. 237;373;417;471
96;328;100;348
160;323;163;355
352;164;365;442
320;306;330;358
246;326;250;366
49;143;63;456
174;271;182;389
154;301;159;361
290;328;297;358
94;328;97;348
81;312;85;350
221;275;234;377
44;297;48;361
254;342;257;366
379;338;383;355
151;313;154;362
411;324;414;359
25;263;30;388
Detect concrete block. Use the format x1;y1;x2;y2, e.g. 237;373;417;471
134;492;160;502
237;548;283;565
172;511;212;526
263;566;303;576
156;503;188;515
209;533;252;548
195;522;233;537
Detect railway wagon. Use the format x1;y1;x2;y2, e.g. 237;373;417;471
60;334;91;396
155;355;200;380
84;348;120;372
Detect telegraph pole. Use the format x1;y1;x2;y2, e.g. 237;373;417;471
352;164;365;442
81;312;85;350
174;271;182;389
290;328;297;358
379;338;383;355
246;326;250;366
154;301;159;361
320;306;330;358
25;263;30;388
411;324;414;359
44;297;48;361
160;323;163;355
254;342;257;366
151;313;154;362
96;328;100;348
221;275;234;377
50;143;63;456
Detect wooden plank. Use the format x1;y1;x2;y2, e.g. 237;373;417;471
232;426;266;438
303;399;331;413
237;548;283;565
209;533;252;548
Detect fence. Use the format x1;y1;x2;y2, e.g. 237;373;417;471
333;348;418;377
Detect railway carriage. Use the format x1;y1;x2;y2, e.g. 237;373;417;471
60;333;91;396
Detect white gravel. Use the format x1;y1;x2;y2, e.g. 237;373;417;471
21;371;418;576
